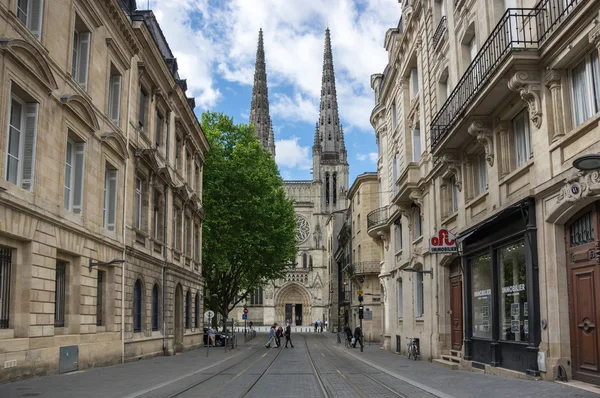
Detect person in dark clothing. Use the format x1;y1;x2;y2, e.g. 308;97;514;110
284;323;294;348
353;326;362;348
275;325;283;347
344;324;353;346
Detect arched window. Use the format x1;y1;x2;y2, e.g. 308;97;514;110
325;173;330;205
195;293;200;328
151;284;159;331
133;279;142;333
251;287;263;305
185;290;191;329
309;255;313;270
303;253;307;269
333;173;337;205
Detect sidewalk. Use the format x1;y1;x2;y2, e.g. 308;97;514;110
0;334;265;398
322;333;599;397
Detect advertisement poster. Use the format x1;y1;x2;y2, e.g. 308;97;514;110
482;320;490;332
511;320;520;333
524;320;529;335
511;303;520;318
481;305;489;318
524;302;528;317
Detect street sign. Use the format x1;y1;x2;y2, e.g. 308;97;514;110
204;310;215;320
242;314;247;320
357;290;363;295
243;308;249;314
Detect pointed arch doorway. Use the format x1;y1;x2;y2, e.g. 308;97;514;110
275;283;311;326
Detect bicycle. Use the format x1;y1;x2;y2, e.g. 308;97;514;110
406;337;419;360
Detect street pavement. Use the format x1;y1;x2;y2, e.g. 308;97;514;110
0;332;598;397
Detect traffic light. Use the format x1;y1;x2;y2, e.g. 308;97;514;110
358;305;364;319
358;294;363;302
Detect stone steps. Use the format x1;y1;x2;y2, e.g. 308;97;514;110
441;354;461;364
433;358;459;370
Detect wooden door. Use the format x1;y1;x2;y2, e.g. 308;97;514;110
450;274;463;351
567;203;600;384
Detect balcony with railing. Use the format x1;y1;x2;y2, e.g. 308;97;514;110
367;206;389;237
348;261;381;278
430;0;583;154
433;16;447;49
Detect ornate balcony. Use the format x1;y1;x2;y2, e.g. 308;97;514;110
347;261;381;279
431;0;583;154
367;206;389;237
433;16;446;49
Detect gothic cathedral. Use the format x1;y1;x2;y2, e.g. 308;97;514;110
238;28;349;327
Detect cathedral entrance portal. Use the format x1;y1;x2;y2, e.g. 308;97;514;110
275;283;311;326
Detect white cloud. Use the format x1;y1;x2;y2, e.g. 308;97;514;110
270;93;319;124
368;152;378;163
275;137;312;171
356;153;367;161
356;152;378;163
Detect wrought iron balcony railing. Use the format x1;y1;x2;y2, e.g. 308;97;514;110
433;16;446;48
367;206;389;230
349;261;381;276
430;0;582;152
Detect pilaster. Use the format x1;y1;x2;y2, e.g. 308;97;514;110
543;70;564;141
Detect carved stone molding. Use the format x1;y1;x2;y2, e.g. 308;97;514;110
547;171;600;222
543;69;561;89
589;23;600;49
377;231;390;251
468;119;494;166
508;71;542;129
409;189;425;213
441;153;462;191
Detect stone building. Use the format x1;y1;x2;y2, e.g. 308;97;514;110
231;28;348;328
369;0;600;383
0;0;207;382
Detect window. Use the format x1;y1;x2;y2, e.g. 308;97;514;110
571;50;600;127
513;111;531;168
72;15;91;90
411;68;419;98
471;254;492;339
414;269;424;317
0;246;12;329
251;287;263;305
173;206;182;251
63;137;85;214
16;0;43;38
6;89;38;191
413;207;423;238
103;166;118;231
498;241;527;342
194;223;200;262
392;152;398;195
469;37;477;63
195;293;200;328
185;216;192;257
397;279;403;319
151;284;159;332
303;253;307;269
357;215;361;233
439;78;448;105
391;101;397;130
394;220;402;252
134;177;142;229
357;191;360;205
451;178;459;213
153;189;160;240
195;164;200;192
54;261;66;327
185;290;191;329
175;136;182;171
133;279;142;332
412;128;421;162
186;151;192;185
477;153;488;194
138;88;147;128
155;111;163;147
96;270;105;326
108;70;122;124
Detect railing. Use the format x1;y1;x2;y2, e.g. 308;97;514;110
430;0;582;151
367;206;389;230
351;261;381;276
433;16;447;48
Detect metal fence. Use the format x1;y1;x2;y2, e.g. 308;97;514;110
367;206;389;230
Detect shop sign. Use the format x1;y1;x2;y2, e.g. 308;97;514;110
502;284;525;295
429;229;457;253
474;289;491;298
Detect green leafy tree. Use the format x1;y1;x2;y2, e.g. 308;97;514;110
201;112;297;326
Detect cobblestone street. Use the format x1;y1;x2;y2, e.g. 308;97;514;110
0;333;597;398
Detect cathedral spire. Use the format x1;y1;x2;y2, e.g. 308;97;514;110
249;29;275;156
315;28;346;161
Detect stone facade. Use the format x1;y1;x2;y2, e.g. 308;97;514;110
0;0;207;383
370;0;600;383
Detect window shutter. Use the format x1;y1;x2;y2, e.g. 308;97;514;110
109;75;121;123
77;32;90;89
72;143;85;214
21;103;38;191
64;140;73;209
29;0;43;38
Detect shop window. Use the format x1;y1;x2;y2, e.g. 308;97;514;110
17;0;44;38
96;270;105;326
397;279;403;319
0;246;12;329
64;135;85;214
471;254;492;339
513;111;531;168
414;267;424;317
108;66;122;125
71;15;91;90
185;290;191;329
151;283;159;332
570;50;600;127
133;279;142;332
498;241;528;341
6;86;39;191
103;165;118;231
54;261;66;327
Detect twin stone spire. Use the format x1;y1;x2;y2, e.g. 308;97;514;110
249;28;347;161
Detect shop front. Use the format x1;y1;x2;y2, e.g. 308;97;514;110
462;198;541;376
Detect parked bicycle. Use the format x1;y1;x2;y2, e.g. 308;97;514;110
406;337;419;360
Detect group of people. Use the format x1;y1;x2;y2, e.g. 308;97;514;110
313;320;326;333
265;323;294;348
344;324;363;348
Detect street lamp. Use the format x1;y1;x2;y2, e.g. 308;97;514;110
88;258;125;272
573;154;600;171
403;267;433;279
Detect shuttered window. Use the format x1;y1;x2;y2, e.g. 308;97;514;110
72;18;90;90
108;74;122;124
64;139;85;214
16;0;43;38
6;90;38;192
103;167;118;231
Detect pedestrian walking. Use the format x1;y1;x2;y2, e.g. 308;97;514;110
353;326;363;348
265;324;277;348
284;323;294;348
345;324;353;346
208;326;216;346
319;321;323;333
314;320;318;333
275;325;283;347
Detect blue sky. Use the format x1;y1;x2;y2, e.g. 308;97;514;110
148;0;400;182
